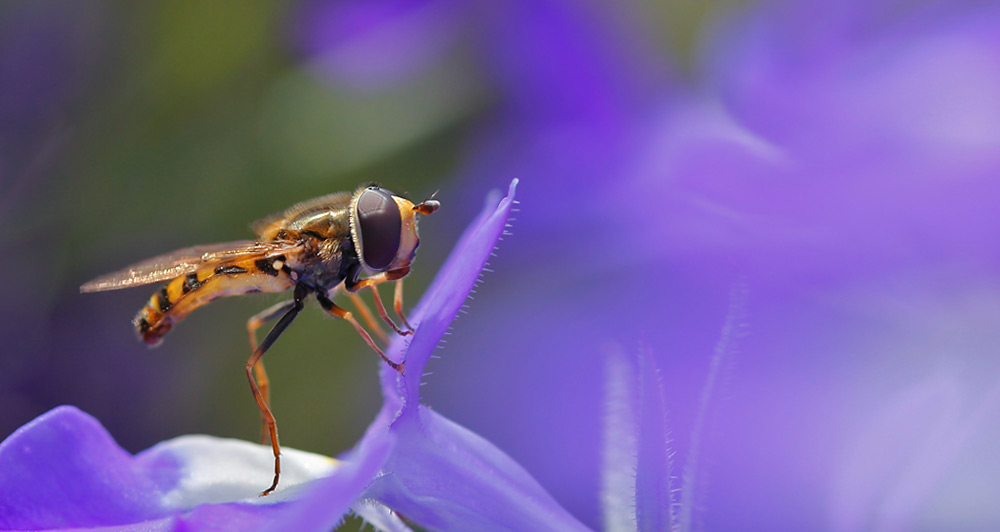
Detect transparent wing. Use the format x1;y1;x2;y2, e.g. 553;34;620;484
80;240;303;293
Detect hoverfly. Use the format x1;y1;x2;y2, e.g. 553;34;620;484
81;184;440;495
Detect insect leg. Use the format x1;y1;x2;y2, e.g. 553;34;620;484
393;278;414;332
346;267;412;335
346;267;410;292
347;290;388;342
245;287;306;496
317;293;404;374
368;283;411;336
247;299;296;443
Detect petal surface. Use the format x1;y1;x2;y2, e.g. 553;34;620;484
0;406;362;531
363;179;591;530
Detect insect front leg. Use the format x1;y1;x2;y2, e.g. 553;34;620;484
368;283;411;336
347;268;412;336
247;299;296;444
317;293;404;374
393;278;414;332
245;285;306;496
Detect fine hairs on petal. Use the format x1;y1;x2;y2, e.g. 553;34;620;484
634;343;676;532
362;179;591;531
380;179;520;412
678;279;747;532
600;280;748;532
601;345;640;532
599;343;677;532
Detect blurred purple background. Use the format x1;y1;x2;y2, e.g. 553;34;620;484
3;0;1000;530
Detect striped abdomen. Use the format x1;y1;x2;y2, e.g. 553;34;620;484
134;258;295;346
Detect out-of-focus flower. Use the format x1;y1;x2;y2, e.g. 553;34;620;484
293;0;1000;529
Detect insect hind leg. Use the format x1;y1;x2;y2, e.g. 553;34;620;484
247;299;296;443
246;287;306;496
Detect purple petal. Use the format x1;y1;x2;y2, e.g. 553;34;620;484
0;406;367;531
173;504;287;532
380;178;519;412
263;429;395;532
362;179;590;530
368;405;591;532
352;499;415;532
0;405;171;529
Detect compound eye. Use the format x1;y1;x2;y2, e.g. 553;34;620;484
356;187;402;271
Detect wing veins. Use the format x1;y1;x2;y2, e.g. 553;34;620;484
80;240;302;293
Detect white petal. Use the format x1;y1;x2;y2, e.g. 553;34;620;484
147;434;339;509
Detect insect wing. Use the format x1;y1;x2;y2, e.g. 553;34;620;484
251;191;353;236
80;240;302;293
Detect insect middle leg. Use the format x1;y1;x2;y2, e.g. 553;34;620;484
317;293;405;374
245;286;306;496
247;299;296;443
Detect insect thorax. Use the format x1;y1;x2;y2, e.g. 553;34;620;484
288;232;360;292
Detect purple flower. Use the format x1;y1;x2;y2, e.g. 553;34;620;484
1;179;680;531
7;0;1000;530
0;181;500;529
0;405;369;530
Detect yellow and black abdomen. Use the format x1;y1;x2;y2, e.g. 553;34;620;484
134;258;295;346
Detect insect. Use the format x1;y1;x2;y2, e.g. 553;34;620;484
80;184;440;495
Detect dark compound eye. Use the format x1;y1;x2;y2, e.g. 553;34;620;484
356;187;402;270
